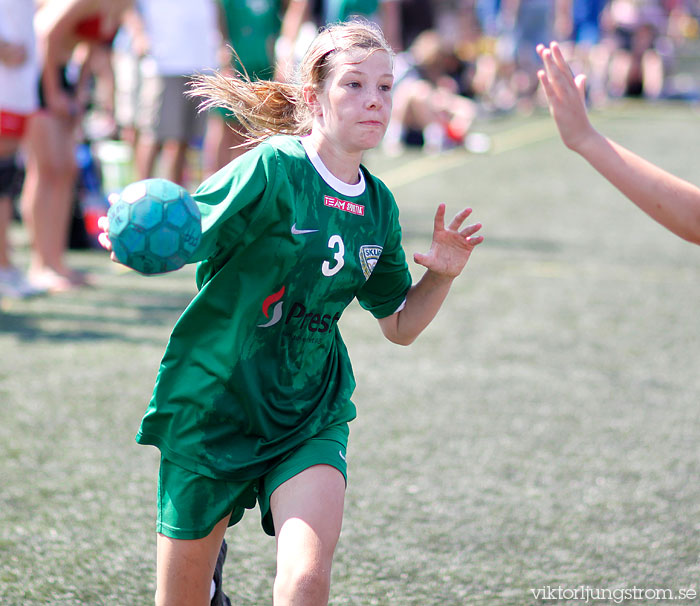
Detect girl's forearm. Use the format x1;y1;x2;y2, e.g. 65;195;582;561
379;270;454;346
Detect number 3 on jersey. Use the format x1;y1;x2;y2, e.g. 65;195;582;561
322;234;345;277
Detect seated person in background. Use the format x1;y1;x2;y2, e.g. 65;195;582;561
604;0;669;98
384;30;488;154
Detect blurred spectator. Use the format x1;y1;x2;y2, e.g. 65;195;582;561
21;0;130;293
399;0;436;49
565;0;609;106
129;0;221;186
0;0;45;298
317;0;403;50
111;6;148;150
603;0;669;98
475;0;503;37
571;0;608;46
202;0;308;175
500;0;572;110
384;29;488;154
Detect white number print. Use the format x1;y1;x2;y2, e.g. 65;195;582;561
322;234;345;277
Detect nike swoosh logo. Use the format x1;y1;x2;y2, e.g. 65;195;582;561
291;223;319;235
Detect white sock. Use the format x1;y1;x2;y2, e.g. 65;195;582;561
210;579;216;600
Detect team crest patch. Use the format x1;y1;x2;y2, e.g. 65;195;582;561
324;195;365;216
359;245;382;279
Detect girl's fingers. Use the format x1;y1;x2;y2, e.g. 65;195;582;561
97;231;112;251
447;207;473;232
460;222;482;238
97;215;110;231
433;203;446;232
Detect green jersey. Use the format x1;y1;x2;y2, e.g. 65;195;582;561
324;0;379;23
219;0;281;79
136;135;412;481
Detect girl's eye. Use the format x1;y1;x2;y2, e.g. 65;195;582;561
380;84;392;92
347;81;361;88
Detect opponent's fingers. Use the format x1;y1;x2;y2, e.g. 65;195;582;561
539;44;571;88
538;47;565;100
538;68;555;101
574;73;588;102
549;41;572;75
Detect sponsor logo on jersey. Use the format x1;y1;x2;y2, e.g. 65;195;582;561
258;286;341;333
324;195;365;216
286;302;341;333
258;286;285;327
359;245;382;279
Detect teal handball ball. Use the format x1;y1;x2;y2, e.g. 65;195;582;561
107;179;201;274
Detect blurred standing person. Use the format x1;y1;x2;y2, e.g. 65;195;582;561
131;0;221;187
111;5;149;151
22;0;130;293
475;0;502;36
0;0;45;298
604;0;668;99
398;0;435;49
203;0;308;174
500;0;572;109
320;0;403;50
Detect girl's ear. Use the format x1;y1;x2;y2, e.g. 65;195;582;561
303;84;322;117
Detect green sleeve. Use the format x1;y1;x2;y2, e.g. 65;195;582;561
188;143;277;264
355;204;413;319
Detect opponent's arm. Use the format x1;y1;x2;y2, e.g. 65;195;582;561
537;41;700;245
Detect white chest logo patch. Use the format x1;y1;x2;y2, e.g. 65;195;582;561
359;245;383;279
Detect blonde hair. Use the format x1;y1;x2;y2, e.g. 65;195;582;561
188;19;393;144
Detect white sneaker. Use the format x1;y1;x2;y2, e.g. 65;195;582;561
0;266;47;298
464;132;492;154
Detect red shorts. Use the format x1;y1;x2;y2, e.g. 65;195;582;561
0;111;31;138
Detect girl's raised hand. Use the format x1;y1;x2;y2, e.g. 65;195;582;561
413;204;483;278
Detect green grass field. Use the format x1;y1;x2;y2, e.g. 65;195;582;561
1;102;699;605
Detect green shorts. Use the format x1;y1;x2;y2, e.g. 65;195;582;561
157;423;349;539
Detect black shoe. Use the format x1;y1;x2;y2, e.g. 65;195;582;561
211;539;232;606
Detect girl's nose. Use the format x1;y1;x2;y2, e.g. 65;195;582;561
365;89;382;109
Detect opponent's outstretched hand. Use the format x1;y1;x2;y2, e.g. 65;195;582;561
536;41;595;153
413;204;483;278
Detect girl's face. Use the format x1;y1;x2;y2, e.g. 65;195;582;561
310;48;394;154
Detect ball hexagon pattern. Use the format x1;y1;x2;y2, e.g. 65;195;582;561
107;179;202;274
